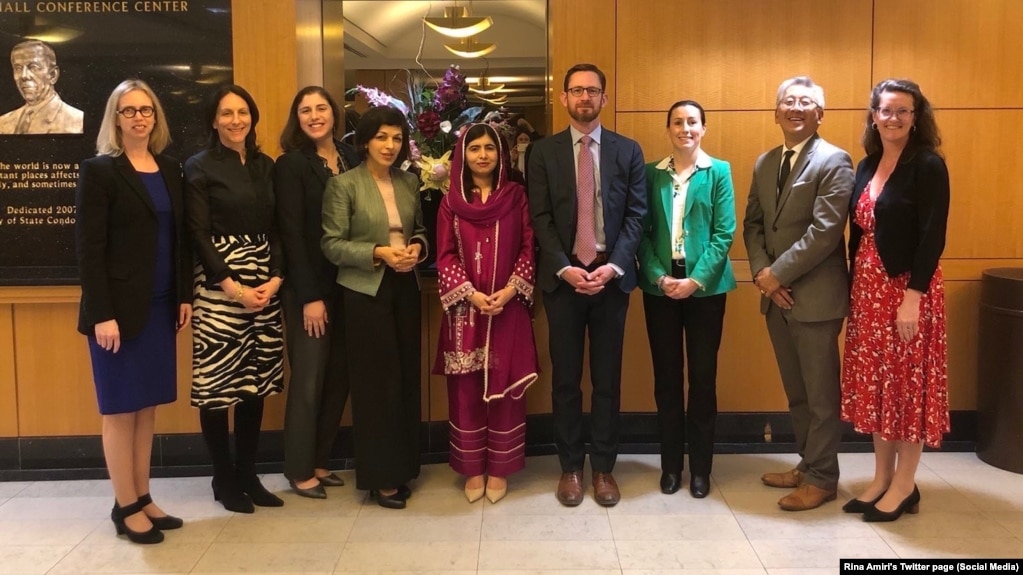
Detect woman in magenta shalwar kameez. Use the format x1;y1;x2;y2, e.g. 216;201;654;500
434;123;538;504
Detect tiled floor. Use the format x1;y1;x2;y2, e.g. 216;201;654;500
1;451;1022;574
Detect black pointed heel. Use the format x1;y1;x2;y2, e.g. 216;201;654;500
237;474;284;507
111;500;164;544
370;489;407;509
136;493;183;530
212;477;255;513
863;486;920;522
842;491;886;514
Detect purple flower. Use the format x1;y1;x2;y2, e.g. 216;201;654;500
433;65;467;112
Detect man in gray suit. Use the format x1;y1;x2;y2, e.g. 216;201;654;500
743;76;854;511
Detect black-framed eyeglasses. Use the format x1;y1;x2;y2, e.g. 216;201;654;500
117;106;155;118
566;86;603;98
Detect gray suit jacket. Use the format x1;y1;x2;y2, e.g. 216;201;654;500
321;164;428;296
742;133;854;322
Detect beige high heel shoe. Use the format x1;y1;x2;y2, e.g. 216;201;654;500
485;478;507;504
465;476;485;503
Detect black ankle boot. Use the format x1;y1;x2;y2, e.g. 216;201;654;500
236;471;284;507
212;476;255;513
111;500;164;544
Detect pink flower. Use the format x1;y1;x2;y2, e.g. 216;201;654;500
417;110;442;139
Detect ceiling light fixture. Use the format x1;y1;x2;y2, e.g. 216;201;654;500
444;36;496;58
424;4;493;39
469;76;506;95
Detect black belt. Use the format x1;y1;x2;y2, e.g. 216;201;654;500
671;259;687;279
570;252;608;268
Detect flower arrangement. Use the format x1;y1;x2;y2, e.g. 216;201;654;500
351;65;508;196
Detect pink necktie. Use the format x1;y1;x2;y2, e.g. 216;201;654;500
574;135;597;265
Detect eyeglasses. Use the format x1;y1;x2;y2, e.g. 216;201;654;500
117;106;155;118
875;107;914;120
779;97;818;110
566;86;603;98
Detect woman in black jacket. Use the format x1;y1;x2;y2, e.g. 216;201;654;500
840;79;950;522
76;79;192;544
275;86;360;498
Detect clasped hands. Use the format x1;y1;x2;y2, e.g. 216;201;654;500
660;276;700;300
375;244;421;273
562;264;616;295
228;277;282;311
469;285;517;316
754;267;794;310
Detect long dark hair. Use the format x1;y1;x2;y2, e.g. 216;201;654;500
353;106;411;166
204;84;260;154
665;99;706;126
279;86;342;152
459;123;504;203
862;78;941;157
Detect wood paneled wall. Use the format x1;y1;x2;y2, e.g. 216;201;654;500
0;0;1019;438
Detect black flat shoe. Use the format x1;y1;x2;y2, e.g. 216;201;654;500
370;489;407;509
842;491;885;514
660;472;681;494
136;493;183;530
237;474;284;507
112;500;164;544
290;479;327;499
212;478;254;514
396;484;412;500
689;474;710;499
863;486;920;522
317;472;345;487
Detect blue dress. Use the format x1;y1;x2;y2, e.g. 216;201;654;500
88;171;177;414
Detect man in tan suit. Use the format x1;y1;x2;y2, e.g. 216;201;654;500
0;40;83;135
742;76;854;511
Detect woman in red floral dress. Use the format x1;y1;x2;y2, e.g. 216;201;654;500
841;79;950;522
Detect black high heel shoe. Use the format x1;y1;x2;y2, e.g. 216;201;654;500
212;477;255;513
237;473;284;507
137;493;183;530
111;500;164;544
863;486;920;522
842;491;886;514
370;489;407;509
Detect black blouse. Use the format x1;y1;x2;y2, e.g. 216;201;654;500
185;144;282;286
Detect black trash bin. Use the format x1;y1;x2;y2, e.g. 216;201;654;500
977;268;1023;473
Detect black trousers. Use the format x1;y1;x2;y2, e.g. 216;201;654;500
281;284;350;481
543;277;630;473
343;269;422;490
643;283;727;477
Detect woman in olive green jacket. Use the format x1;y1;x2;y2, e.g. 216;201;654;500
637;100;736;499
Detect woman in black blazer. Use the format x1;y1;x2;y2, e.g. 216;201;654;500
76;79;192;544
840;79;950;522
275;86;360;498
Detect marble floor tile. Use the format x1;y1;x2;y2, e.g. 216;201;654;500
0;496;112;519
609;514;747;541
191;542;342;573
984;510;1023;539
215;514;355;544
336;541;480;571
481;513;613;540
347;515;482;542
615;539;763;570
0;518;102;545
356;489;483;517
623;570;766;575
749;537;898;569
17;478;112;498
0;480;32;499
0;544;73;575
868;510;1015;540
882;536;1023;559
48;541;209;574
478;540;621;570
734;511;879;540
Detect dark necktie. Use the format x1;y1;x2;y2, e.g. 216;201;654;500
777;149;795;196
573;134;597;265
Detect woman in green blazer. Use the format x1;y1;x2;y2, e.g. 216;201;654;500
637;100;737;499
321;106;428;509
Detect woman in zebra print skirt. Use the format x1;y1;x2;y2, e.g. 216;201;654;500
185;85;285;513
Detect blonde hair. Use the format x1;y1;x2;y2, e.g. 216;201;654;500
96;79;171;156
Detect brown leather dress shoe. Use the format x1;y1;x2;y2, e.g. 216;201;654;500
761;468;803;488
778;483;837;511
556;471;584;507
592;472;621;507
